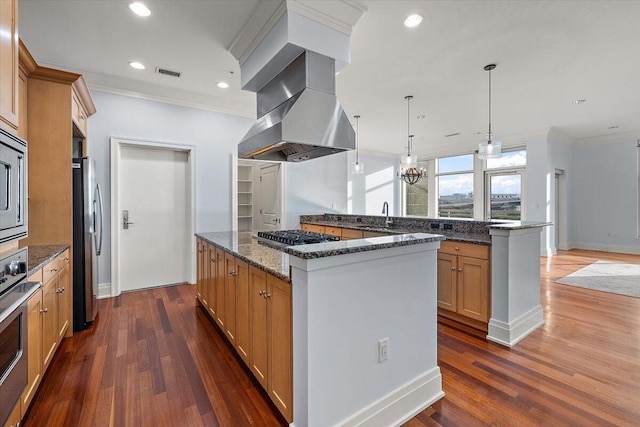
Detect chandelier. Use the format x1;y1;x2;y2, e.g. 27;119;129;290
398;95;426;185
477;64;502;159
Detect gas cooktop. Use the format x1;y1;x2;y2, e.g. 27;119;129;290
255;230;340;248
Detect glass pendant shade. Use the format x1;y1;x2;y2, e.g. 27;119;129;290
400;152;418;168
477;139;502;159
352;115;364;174
352;160;365;174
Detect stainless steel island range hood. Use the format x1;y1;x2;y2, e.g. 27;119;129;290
238;50;355;162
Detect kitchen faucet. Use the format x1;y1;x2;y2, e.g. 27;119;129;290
382;201;392;227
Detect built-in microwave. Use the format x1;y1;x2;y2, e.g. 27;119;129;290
0;128;27;244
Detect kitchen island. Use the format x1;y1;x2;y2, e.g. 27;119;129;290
196;230;446;427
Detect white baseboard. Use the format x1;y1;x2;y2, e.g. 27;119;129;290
568;241;640;255
487;305;544;348
97;282;112;299
334;367;444;427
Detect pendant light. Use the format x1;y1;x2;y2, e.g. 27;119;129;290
352;115;364;174
398;95;426;185
477;64;502;159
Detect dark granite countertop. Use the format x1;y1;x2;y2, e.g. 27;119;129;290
281;233;446;259
197;232;292;282
489;221;553;230
26;244;70;277
196;230;447;279
301;220;492;245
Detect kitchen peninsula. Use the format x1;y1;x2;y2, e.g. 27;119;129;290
195;230;446;426
300;214;551;348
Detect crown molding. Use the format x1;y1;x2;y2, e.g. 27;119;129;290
228;0;365;66
228;0;287;65
574;130;640;146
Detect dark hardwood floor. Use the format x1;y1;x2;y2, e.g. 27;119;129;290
23;249;640;426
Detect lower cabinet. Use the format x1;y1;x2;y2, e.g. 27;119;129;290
195;238;293;423
3;401;20;427
14;249;71;426
437;241;490;329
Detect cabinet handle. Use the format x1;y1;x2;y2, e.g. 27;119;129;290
458;268;463;272
40;308;48;313
198;249;202;253
454;247;459;251
51;268;58;272
230;271;237;276
61;287;65;292
450;266;456;270
211;258;216;263
56;288;62;293
266;293;271;298
259;290;264;296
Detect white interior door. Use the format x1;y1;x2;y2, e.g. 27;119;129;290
118;146;189;292
259;164;280;230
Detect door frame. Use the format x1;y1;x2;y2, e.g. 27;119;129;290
231;156;286;231
110;137;196;296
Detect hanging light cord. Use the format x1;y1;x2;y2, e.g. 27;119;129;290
354;115;360;164
406;95;413;157
487;68;492;144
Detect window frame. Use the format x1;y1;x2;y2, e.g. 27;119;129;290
435;154;475;219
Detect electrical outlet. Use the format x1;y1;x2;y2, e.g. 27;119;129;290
378;338;389;363
443;223;453;230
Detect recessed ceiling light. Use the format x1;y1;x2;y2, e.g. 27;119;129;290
573;99;587;104
129;61;145;70
404;14;423;28
217;81;230;89
417;114;426;119
607;125;619;129
129;2;151;17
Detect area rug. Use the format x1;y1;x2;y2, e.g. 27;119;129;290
555;261;640;298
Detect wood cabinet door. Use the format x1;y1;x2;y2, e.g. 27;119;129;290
224;252;237;344
341;228;363;240
300;223;325;234
42;276;59;370
22;288;43;414
215;248;226;329
200;244;210;309
249;267;268;388
196;240;203;303
235;258;251;364
0;0;19;130
267;275;293;422
57;263;71;340
207;244;217;318
457;256;489;322
437;253;457;312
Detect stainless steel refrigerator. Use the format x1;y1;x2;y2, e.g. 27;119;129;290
72;157;103;331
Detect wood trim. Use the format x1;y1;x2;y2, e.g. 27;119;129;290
72;75;97;117
29;65;82;85
18;39;37;75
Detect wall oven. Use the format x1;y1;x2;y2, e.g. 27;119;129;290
0;248;37;426
0;128;27;244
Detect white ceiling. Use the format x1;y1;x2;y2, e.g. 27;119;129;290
19;0;640;158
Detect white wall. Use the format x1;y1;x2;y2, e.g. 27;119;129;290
284;152;349;228
347;151;400;216
570;138;639;254
87;91;253;287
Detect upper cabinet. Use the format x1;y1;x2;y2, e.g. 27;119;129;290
0;0;19;132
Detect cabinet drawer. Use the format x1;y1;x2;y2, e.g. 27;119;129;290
300;223;325;234
28;269;43;283
340;228;363;240
42;259;60;284
324;226;342;237
440;240;489;260
56;249;70;266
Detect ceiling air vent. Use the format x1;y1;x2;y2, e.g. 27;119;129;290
155;67;181;78
444;132;460;137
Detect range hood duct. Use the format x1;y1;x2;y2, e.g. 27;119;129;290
238;50;355;162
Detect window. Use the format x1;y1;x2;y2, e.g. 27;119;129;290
485;149;526;221
405;162;428;216
437;154;474;218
